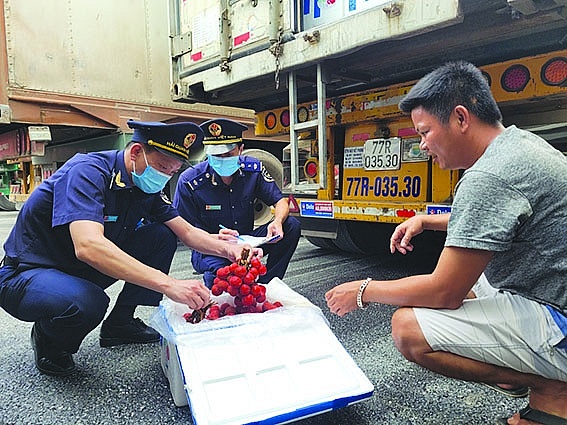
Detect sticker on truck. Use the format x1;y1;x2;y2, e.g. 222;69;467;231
300;201;334;218
426;205;452;214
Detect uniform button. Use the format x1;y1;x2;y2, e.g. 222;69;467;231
231;205;235;209
229;189;233;192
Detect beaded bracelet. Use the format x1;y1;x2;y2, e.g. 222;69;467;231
357;277;371;309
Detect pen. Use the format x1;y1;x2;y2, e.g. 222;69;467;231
219;224;245;241
265;234;281;243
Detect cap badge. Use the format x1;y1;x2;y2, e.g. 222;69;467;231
208;122;223;137
184;133;197;149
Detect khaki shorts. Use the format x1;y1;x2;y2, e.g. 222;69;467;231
413;274;567;382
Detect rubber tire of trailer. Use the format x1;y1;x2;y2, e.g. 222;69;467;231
306;220;446;257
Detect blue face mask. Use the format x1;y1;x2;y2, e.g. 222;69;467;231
208;155;241;177
132;150;172;194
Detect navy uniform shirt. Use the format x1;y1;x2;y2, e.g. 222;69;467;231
3;150;178;274
173;156;282;234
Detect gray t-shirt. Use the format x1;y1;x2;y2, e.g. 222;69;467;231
446;126;567;312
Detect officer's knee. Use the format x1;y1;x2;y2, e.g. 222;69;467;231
284;216;301;240
73;290;110;329
150;223;177;249
136;223;176;246
132;223;177;266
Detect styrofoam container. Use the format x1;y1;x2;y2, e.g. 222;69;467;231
152;278;374;424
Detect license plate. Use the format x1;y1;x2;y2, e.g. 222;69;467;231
363;137;401;171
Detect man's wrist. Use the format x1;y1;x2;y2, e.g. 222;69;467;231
357;278;371;309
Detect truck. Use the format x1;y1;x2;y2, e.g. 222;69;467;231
0;0;273;206
170;0;567;253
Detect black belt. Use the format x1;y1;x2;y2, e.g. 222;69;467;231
2;256;18;267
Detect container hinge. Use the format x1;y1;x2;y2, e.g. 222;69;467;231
171;32;192;58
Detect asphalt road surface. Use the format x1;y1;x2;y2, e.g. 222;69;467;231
0;210;526;424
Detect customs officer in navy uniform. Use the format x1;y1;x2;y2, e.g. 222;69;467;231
174;118;301;288
0;120;259;377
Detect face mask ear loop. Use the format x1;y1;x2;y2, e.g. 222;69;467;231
142;148;150;168
133;147;149;176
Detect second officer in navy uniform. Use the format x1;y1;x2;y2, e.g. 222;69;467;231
174;118;301;288
0;119;259;377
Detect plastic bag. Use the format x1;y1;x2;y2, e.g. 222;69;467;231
149;277;327;345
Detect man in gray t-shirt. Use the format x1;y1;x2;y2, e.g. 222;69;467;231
325;61;567;424
448;125;566;310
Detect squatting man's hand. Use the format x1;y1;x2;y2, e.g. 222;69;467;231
325;279;364;317
390;215;425;255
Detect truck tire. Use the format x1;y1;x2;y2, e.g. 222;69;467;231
333;221;396;254
332;221;367;254
305;236;337;250
242;148;283;228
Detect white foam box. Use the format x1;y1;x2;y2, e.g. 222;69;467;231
154;278;374;425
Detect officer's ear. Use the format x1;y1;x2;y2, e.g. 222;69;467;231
129;143;144;160
127;143;147;172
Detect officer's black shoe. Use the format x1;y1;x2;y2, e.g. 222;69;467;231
31;324;76;376
99;317;160;348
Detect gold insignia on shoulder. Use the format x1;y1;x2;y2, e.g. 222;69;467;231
184;133;197;149
209;122;222;137
114;170;126;188
261;166;274;182
160;192;172;204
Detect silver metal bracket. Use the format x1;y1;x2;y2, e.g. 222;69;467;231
171;32;192;58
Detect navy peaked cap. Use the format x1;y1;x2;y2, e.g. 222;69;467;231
127;119;203;162
200;118;248;155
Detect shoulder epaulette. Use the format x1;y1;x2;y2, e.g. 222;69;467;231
185;171;212;191
240;157;262;172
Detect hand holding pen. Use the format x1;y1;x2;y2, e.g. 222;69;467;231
218;225;265;263
218;224;245;242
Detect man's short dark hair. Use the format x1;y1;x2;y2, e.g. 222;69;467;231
398;61;502;125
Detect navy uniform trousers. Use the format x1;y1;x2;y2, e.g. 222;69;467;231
0;223;176;354
192;216;301;288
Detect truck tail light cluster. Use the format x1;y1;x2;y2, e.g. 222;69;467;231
499;54;567;93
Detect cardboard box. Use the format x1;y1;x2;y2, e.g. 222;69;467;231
153;278;374;424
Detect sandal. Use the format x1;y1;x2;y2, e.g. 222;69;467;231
496;405;567;425
483;382;529;398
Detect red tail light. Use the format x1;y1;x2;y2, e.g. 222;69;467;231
264;112;277;130
305;160;318;178
501;65;530;92
541;57;567;86
280;109;290;127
